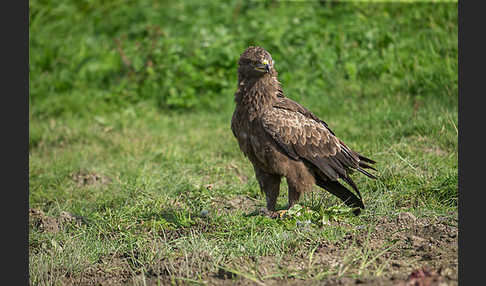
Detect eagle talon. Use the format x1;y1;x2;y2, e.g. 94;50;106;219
266;210;288;219
258;208;286;219
267;211;286;219
276;210;288;218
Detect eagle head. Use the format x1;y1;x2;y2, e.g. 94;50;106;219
238;46;275;79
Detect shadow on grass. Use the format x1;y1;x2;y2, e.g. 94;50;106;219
243;204;289;217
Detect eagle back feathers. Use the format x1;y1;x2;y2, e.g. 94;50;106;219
261;107;349;179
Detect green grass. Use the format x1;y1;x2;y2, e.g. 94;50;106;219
29;0;457;285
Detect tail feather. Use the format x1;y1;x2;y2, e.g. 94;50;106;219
357;154;377;178
357;167;377;179
358;154;376;164
341;175;362;200
315;177;364;215
358;162;377;171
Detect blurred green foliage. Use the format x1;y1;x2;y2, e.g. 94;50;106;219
29;0;457;117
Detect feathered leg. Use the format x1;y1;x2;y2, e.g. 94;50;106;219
287;183;302;208
280;176;311;218
254;167;281;212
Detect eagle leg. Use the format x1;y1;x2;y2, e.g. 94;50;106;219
266;186;302;219
254;167;281;212
288;186;302;209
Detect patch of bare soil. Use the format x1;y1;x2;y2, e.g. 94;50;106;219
29;208;84;234
359;212;458;286
70;170;112;187
423;146;448;157
211;194;262;215
60;253;134;286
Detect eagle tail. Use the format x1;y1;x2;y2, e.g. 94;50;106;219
315;177;364;215
358;154;376;164
357;167;377;179
357;154;377;178
358;162;377;171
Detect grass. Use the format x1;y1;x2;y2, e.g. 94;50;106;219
29;0;457;285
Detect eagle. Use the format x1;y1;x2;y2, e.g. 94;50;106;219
231;46;377;216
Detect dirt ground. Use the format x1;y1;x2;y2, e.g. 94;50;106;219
30;204;457;286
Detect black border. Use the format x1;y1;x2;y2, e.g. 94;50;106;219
3;0;29;283
458;0;480;285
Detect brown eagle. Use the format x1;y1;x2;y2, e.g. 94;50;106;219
231;46;377;216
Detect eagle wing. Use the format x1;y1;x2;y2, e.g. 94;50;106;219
272;97;336;136
261;98;376;204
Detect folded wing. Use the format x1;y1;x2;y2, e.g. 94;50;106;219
261;99;376;209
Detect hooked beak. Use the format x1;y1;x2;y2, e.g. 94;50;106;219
255;61;270;73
